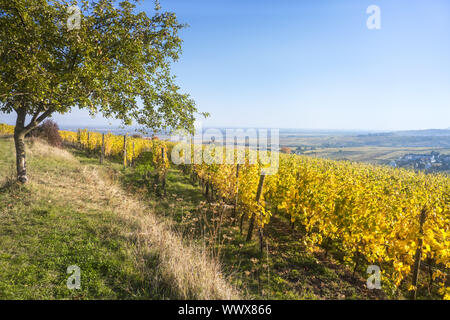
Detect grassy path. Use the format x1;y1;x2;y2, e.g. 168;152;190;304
0;137;237;299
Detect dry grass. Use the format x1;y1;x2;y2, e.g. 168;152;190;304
82;168;239;299
27;138;78;164
25;139;239;299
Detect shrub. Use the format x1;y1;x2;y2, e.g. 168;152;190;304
29;120;63;147
281;147;292;154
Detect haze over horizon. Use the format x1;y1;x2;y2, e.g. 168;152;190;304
1;0;450;131
1;108;449;133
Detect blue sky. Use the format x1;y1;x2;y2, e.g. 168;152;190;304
2;0;450;130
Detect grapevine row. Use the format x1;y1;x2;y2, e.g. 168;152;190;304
177;143;449;299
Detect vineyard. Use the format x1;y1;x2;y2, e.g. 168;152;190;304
0;123;14;135
1;123;449;299
175;143;449;299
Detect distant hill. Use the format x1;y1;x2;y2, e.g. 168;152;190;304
280;128;450;149
391;129;450;137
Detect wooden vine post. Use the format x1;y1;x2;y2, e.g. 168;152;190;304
410;208;428;300
161;147;167;196
233;137;244;229
100;133;105;164
246;173;266;243
123;134;128;168
77;129;81;145
258;221;264;253
132;141;135;166
205;180;210;199
234;163;240;219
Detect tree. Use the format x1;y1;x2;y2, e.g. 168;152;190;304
0;0;206;183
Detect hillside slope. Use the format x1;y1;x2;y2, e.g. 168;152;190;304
0;137;237;299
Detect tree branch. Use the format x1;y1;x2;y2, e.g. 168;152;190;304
29;109;41;125
14;107;27;133
24;107;54;133
0;92;29;98
9;4;27;30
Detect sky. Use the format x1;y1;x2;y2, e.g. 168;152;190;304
1;0;450;131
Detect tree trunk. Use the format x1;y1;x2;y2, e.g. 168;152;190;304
14;132;27;183
14;110;28;183
12;107;53;183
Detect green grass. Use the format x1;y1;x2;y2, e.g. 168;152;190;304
0;138;214;299
0;186;157;299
